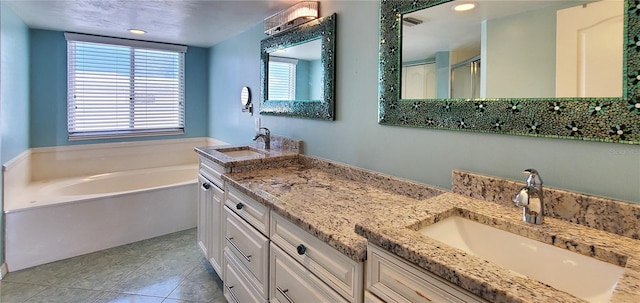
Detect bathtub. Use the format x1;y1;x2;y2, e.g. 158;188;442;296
5;164;199;271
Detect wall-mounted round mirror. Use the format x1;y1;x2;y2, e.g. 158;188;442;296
241;86;251;107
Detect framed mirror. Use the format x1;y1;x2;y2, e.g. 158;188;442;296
378;0;639;144
260;13;336;120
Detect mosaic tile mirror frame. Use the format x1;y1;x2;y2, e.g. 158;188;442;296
260;14;337;120
378;0;640;144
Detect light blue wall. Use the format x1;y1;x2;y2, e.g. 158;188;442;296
1;1;31;267
212;1;640;204
29;29;209;147
1;3;30;161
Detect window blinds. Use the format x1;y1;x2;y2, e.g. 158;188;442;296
268;58;297;100
66;33;186;140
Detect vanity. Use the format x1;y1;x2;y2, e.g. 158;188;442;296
195;139;640;303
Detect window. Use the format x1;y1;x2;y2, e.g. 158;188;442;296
65;33;187;140
268;57;297;100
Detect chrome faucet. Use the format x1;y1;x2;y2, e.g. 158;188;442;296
513;169;544;224
252;127;270;150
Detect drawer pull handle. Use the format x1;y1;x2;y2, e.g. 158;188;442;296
277;286;295;303
225;236;252;262
236;202;244;210
296;244;306;255
202;183;211;190
225;285;240;303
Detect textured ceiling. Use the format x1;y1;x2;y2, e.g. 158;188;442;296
4;0;301;47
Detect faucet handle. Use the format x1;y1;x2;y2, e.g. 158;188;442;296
522;168;543;187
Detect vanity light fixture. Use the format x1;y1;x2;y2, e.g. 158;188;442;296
264;1;319;35
452;3;476;12
128;29;147;35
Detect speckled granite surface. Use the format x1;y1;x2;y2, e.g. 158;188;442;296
196;146;640;302
355;193;640;303
452;170;640;240
222;156;445;262
194;135;301;171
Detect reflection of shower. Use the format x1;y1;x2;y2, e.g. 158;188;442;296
451;56;480;99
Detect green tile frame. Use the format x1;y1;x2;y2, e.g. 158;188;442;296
260;14;337;120
378;0;640;144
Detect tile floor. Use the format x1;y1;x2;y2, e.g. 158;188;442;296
0;228;226;303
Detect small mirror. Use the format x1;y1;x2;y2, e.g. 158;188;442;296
241;86;251;106
260;13;336;120
241;86;252;115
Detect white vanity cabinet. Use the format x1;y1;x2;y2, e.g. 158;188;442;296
224;249;267;303
197;158;227;277
270;211;364;303
224;207;270;299
223;184;271;302
270;243;349;303
366;244;488;303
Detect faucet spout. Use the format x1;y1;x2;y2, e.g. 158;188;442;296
252;127;271;150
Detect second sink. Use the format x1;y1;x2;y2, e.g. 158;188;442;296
217;146;266;159
418;216;625;303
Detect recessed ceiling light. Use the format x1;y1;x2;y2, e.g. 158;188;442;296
452;3;476;12
129;29;146;35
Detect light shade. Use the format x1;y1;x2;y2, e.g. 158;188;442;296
264;1;319;35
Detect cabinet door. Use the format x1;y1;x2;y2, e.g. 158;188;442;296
209;182;224;277
270;243;348;303
197;175;211;258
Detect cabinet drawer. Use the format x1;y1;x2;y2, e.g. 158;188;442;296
224;207;269;297
199;157;226;188
223;250;267;303
364;291;385;303
367;244;488;303
270;212;363;302
270;243;348;303
225;185;270;236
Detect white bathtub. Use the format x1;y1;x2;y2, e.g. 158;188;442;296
5;164;199;271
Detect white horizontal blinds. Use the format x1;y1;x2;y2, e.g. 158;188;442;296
66;33;186;139
268;57;296;100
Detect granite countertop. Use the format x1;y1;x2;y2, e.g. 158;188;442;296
194;145;298;168
203;151;640;302
222;161;445;262
355;193;640;303
194;135;302;170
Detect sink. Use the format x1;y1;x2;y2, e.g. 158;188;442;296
217;147;266;159
418;216;625;303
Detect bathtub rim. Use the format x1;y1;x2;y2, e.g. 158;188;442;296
4;164;199;214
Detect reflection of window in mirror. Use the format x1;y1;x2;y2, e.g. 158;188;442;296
268;57;297;100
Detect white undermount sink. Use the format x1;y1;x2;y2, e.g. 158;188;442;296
418;216;625;303
218;147;266;159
